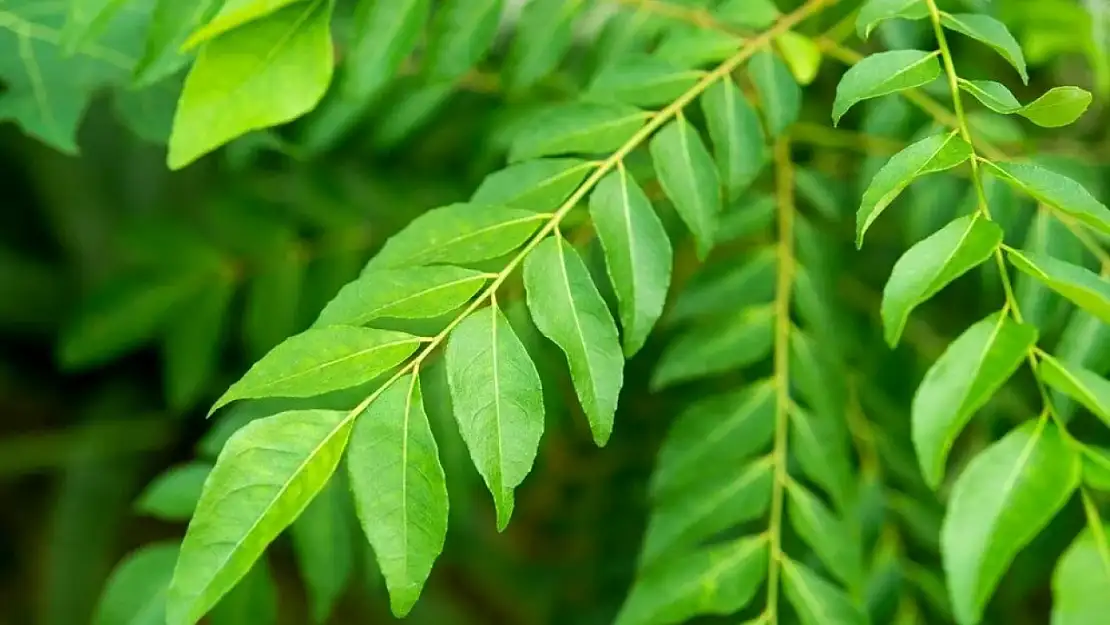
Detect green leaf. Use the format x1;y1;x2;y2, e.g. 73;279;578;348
135;462;212;522
651;381;776;497
650;117;722;258
446;306;545;531
668;249;776;322
211;327;424;414
504;0;582;91
315;266;488;328
133;0;222;87
700;79;768;200
168;0;335;169
1053;523;1110;625
93;543;178;625
1007;250;1110;324
912;312;1039;488
750;49;801;136
167;409;354;625
832;50;941;125
424;0;503;81
185;0;306;47
524;236;624;445
1038;353;1110;428
655;25;741;68
856;132;973;247
960;81;1092;127
983;161;1110;237
289;477;352;624
783;560;867;625
586;56;703;107
787;483;864;590
775;31;822;85
348;374;448;617
589;168;673;357
340;0;428;99
940;13;1028;83
472;158;595;212
942;420;1080;625
716;0;780;29
652;307;775;389
856;0;929;40
368;204;548;270
61;0;129;54
164;275;233;410
790;404;855;512
509;103;650;161
615;537;769;625
1083;447;1110;491
881;215;1003;346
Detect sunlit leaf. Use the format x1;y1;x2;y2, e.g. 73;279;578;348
833;50;941;125
316;266;488;328
960;81;1092;127
509;103;650;161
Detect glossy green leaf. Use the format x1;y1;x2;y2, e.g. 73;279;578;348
589;168;673;357
290;478;352;624
700;79;768;200
832;50;941;125
941;13;1028;83
164;275;233;410
912;312;1039;488
446;306;545;530
509;103;650;161
505;0;582;91
524;235;624;445
857;132;973;247
616;537;768;625
960;81;1092;127
369;204;548;270
588;56;703;107
983;161;1110;237
942;420;1080;625
168;0;335;169
652;307;775;389
782;559;868;625
211;327;423;414
750;49;801;136
472;159;595;212
775;31;822;85
315;266;488;328
1052;523;1110;625
93;543;178;625
856;0;930;39
1007;250;1110;324
167;409;354;625
135;463;212;522
881;215;1004;346
185;0;305;47
787;483;864;590
348;374;447;617
424;0;504;80
133;0;222;87
1038;353;1110;427
341;0;428;99
650;117;722;258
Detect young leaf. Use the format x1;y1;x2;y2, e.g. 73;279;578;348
832;50;941;125
1037;353;1110;428
960;81;1092;127
589;169;673;357
982;161;1110;236
700;79;768;200
749;49;801;136
93;542;178;625
446;306;545;530
509;103;650;161
133;0;222;87
775;31;822;85
940;13;1028;83
782;558;868;625
856;0;930;40
856;132;973;247
168;0;334;169
942;420;1080;625
472;159;596;212
135;462;212;522
881;215;1004;346
586;56;703;107
184;0;305;47
505;0;581;91
650;117;722;258
912;312;1039;488
424;0;504;81
348;374;448;617
615;537;769;625
167;409;355;625
368;204;548;270
315;266;488;328
652;307;775;389
1052;523;1110;625
341;0;429;99
290;478;353;624
523;235;624;446
787;482;864;590
1007;250;1110;324
211;327;424;414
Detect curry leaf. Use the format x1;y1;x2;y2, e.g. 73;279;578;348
1007;249;1110;324
833;50;941;125
983;161;1110;237
509;103;650;162
315;266;488;328
700;79;768;200
940;12;1028;83
650;117;722;258
960;81;1092;127
1037;353;1110;428
857;0;929;40
472;159;596;212
750;49;801;136
1052;523;1110;625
